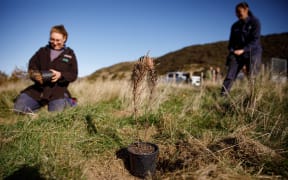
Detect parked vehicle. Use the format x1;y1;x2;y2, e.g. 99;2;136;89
166;72;190;83
166;71;201;86
191;76;201;86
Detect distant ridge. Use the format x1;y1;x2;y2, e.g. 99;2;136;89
87;32;288;81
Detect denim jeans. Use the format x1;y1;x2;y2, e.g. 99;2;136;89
14;93;68;113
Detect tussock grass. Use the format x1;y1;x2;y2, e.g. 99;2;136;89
0;74;287;179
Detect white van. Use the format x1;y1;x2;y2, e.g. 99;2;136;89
166;72;189;83
191;76;201;86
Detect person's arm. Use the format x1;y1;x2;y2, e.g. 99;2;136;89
28;48;43;84
228;25;235;53
228;25;245;56
243;18;261;53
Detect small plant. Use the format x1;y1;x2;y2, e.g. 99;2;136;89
131;53;157;143
128;53;160;177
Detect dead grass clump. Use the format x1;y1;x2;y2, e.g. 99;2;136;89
188;164;251;180
157;139;217;174
208;134;286;177
208;135;283;161
156;133;286;179
83;157;135;180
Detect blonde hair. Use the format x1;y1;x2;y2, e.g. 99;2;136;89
50;24;68;42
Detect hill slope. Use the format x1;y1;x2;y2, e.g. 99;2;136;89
88;32;288;80
154;32;288;74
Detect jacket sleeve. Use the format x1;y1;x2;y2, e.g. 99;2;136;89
228;26;234;52
59;49;78;83
28;48;43;82
243;18;261;53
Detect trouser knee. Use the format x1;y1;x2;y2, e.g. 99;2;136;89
48;99;67;112
14;93;40;113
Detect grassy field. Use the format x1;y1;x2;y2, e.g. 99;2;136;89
0;75;287;179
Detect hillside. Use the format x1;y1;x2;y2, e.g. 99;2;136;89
155;32;288;75
87;32;288;80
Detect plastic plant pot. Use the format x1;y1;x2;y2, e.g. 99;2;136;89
127;142;159;178
41;70;53;83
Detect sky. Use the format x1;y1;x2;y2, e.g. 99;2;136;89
0;0;287;77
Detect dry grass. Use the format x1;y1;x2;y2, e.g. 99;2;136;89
70;79;132;105
0;80;31;93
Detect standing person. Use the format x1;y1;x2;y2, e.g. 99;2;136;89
221;2;262;95
14;25;78;113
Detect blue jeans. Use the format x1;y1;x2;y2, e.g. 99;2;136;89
14;93;69;113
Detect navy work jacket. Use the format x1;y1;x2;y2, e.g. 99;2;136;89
228;15;262;57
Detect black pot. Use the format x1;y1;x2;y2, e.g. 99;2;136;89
127;142;159;178
41;70;53;83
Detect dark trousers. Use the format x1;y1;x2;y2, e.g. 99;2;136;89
221;53;262;95
14;93;71;113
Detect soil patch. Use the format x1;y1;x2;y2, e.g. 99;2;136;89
127;142;156;155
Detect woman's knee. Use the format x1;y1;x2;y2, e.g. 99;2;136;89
48;99;66;112
14;93;40;113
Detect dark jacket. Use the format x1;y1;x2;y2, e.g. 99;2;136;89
23;45;78;102
228;14;262;57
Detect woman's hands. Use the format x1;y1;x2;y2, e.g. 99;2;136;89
50;69;62;82
29;69;61;84
234;49;244;56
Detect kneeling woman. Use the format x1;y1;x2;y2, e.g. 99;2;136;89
14;25;78;113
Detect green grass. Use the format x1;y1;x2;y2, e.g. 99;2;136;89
0;100;128;179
